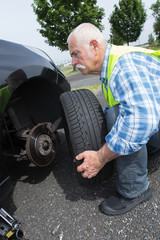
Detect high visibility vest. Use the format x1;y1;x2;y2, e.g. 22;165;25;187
103;45;160;107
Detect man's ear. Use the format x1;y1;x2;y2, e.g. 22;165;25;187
89;40;99;56
90;40;99;50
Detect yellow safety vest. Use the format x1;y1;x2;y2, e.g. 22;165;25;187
103;45;160;107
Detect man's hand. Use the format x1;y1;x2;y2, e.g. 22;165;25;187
76;150;106;179
75;144;119;179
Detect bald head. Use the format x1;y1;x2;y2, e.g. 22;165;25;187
68;23;107;75
67;23;106;49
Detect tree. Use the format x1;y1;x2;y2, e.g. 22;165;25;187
109;0;147;45
32;0;105;51
148;33;154;45
150;0;160;42
108;28;125;45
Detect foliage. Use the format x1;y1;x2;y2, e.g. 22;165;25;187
109;0;147;45
108;27;125;45
148;33;155;45
150;0;160;41
32;0;105;51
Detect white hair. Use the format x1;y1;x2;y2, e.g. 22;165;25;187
67;23;106;48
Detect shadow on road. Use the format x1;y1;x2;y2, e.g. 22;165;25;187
51;130;116;202
2;130;159;219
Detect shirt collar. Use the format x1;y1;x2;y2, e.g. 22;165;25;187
100;44;111;84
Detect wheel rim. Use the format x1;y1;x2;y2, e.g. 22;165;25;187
26;123;56;167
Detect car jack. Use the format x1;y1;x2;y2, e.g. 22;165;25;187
0;207;28;240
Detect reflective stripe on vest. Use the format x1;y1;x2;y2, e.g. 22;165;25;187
102;45;160;107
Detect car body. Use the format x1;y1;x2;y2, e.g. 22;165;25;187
0;39;71;167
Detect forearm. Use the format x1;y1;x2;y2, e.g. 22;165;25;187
97;143;120;165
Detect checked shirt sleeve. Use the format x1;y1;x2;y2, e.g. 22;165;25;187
105;52;160;155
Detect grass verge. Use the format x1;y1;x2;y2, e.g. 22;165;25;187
61;66;79;77
72;84;101;93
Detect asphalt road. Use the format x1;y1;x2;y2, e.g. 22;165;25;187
67;72;100;89
1;77;160;240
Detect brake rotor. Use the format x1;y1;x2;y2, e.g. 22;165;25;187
26;123;56;167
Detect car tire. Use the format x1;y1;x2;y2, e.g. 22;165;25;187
60;89;114;185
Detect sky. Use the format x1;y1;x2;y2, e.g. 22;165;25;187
0;0;156;65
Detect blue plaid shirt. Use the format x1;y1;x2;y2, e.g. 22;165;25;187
100;44;160;155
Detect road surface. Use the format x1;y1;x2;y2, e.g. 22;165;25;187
67;72;100;89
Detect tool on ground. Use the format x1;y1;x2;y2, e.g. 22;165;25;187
0;207;28;240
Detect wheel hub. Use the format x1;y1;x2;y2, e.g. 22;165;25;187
36;134;52;156
26;123;56;167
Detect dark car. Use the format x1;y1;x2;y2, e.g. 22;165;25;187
0;39;71;203
0;39;71;168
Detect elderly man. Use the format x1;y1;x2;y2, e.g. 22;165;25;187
67;23;160;216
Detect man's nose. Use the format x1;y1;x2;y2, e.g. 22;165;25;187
72;57;78;66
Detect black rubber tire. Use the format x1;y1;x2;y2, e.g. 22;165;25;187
60;89;114;185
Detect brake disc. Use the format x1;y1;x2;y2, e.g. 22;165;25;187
26;123;56;167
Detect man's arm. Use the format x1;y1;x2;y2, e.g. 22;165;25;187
76;143;119;179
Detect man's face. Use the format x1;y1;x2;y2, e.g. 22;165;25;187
69;35;98;75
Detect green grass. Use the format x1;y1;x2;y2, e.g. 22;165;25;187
65;70;79;76
146;44;160;51
72;84;101;93
61;66;79;76
61;66;72;71
151;47;160;50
